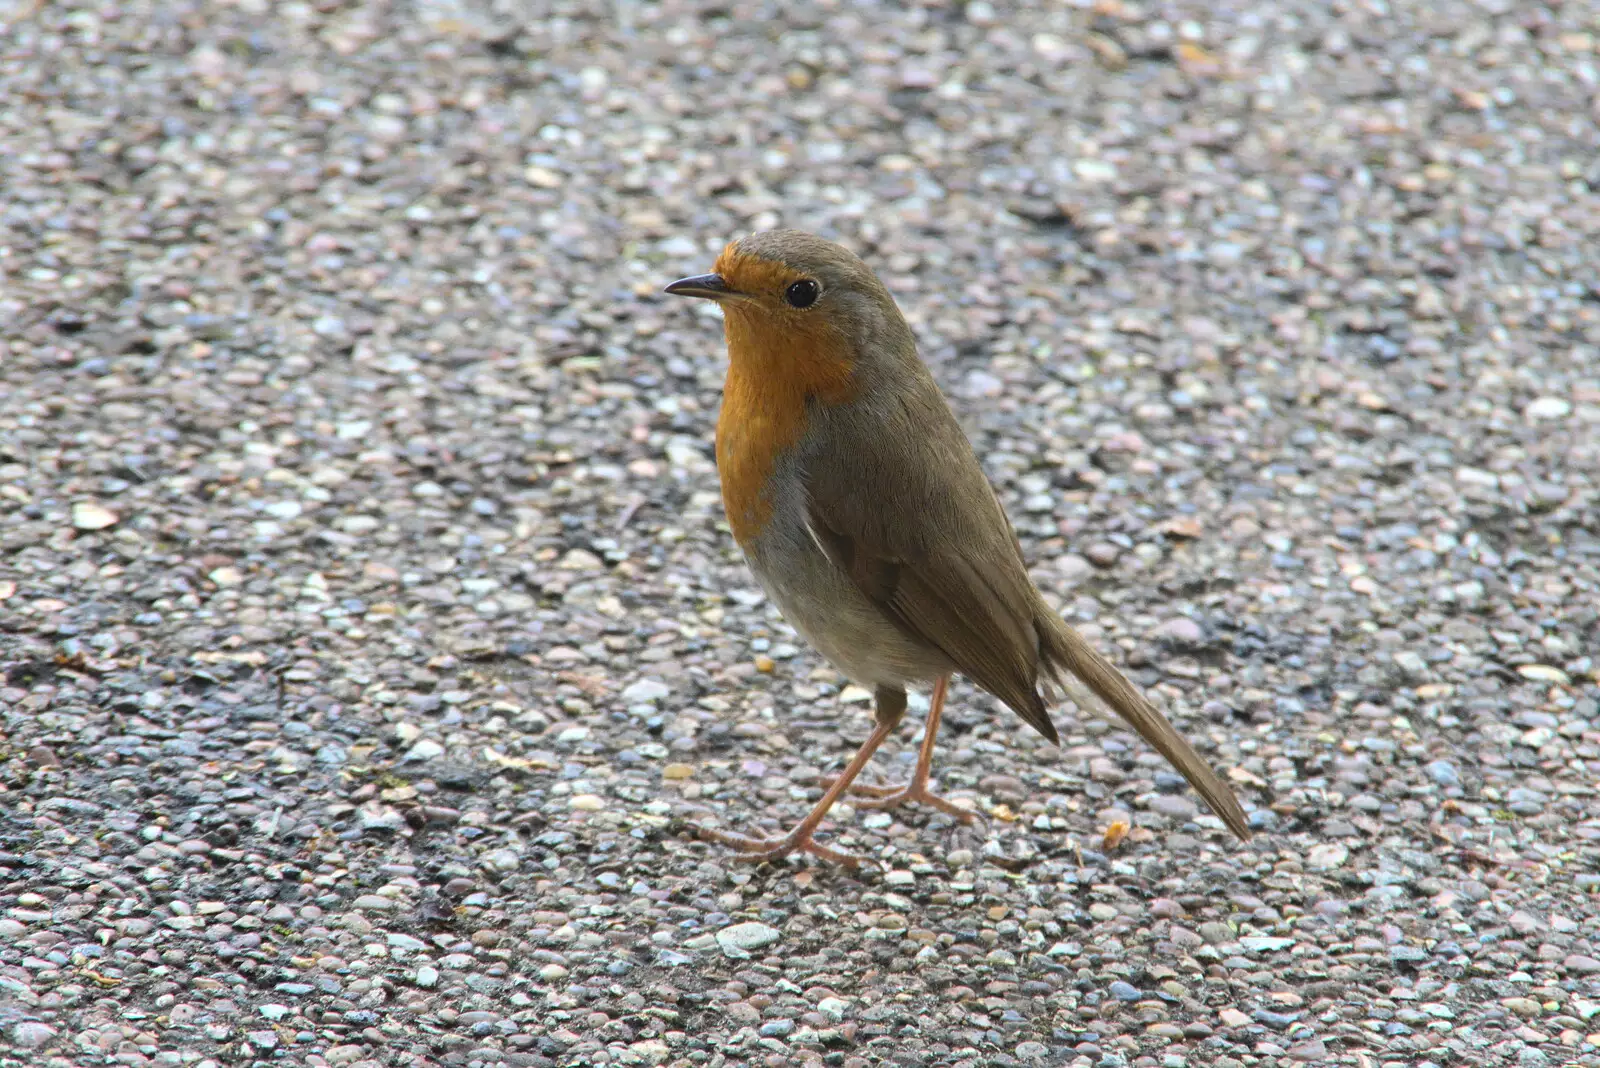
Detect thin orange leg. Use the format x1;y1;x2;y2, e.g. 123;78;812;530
689;687;906;865
826;676;976;824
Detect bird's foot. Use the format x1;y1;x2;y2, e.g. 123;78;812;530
819;776;979;824
687;822;866;866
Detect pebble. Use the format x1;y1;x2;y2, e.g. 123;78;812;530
404;739;445;762
1524;397;1572;420
357;804;405;833
1084;542;1122;568
481;848;520;873
70;501;119;530
1306;843;1348;870
1148;794;1197;820
621;678;671;703
557;548;603;571
1425;760;1461;787
715;922;781;958
10;1022;56;1049
1287;1039;1327;1061
1504;998;1543;1018
817;997;849;1022
1153;617;1205;645
1391;650;1429;679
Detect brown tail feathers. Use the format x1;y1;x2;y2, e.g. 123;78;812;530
1037;613;1252;840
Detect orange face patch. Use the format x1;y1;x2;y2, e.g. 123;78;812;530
709;246;858;546
713;243;803;300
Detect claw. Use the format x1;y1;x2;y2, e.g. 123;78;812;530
852;782;978;823
818;773;978;822
688;822;866;866
817;775;899;799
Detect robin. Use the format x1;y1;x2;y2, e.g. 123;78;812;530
665;230;1250;865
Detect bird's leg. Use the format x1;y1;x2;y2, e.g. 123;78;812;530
689;686;907;865
825;675;975;823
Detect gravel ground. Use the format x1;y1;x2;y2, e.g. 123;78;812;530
3;1;1599;1066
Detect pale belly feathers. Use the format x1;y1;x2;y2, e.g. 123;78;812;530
736;458;951;690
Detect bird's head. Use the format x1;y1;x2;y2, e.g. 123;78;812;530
664;230;913;388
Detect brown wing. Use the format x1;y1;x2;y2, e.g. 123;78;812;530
805;502;1061;743
800;384;1062;743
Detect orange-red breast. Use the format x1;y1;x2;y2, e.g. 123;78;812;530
665;230;1250;864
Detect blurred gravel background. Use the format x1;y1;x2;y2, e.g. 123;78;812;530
3;1;1600;1066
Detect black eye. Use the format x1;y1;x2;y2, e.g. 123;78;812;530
784;279;820;309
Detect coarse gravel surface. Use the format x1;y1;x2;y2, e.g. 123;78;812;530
3;1;1600;1067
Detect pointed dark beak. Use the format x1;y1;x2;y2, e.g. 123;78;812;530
663;273;732;300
